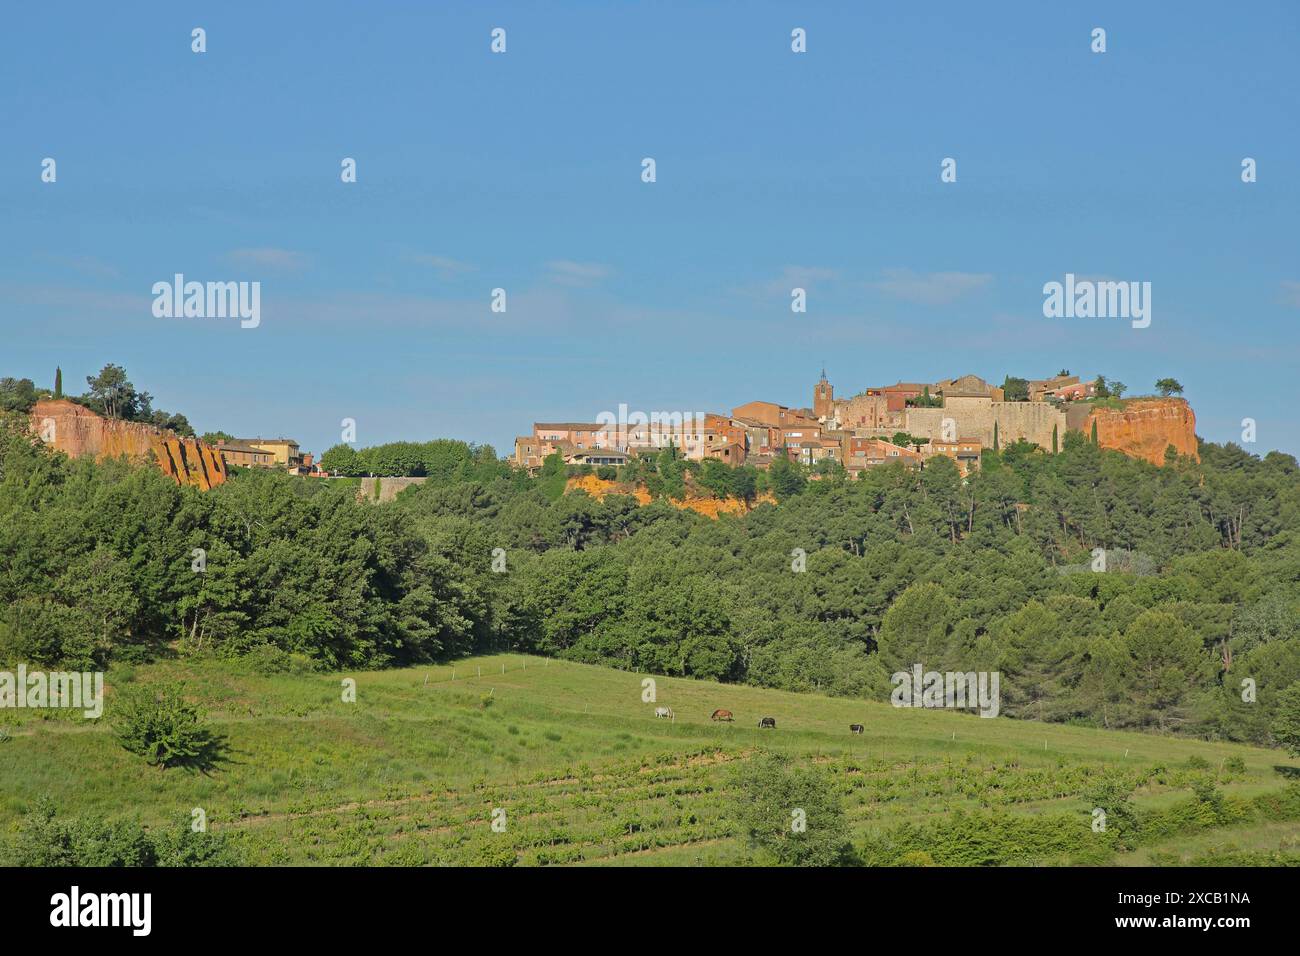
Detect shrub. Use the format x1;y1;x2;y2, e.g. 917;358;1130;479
243;643;292;675
4;800;240;866
113;683;220;770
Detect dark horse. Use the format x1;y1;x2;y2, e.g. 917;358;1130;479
758;716;776;729
850;724;864;734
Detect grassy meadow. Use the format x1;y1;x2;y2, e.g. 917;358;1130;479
2;654;1298;866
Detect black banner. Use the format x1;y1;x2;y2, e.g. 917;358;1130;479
2;866;1282;942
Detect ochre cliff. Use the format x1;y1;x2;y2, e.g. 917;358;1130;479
565;474;776;518
29;399;227;490
1088;398;1198;465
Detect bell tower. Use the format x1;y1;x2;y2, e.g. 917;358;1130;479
814;367;834;420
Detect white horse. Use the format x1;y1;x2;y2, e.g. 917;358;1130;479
654;707;674;719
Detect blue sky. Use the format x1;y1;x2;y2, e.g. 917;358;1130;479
2;1;1298;457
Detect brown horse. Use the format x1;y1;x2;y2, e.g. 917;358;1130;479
711;709;734;722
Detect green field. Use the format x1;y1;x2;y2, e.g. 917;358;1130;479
3;654;1298;866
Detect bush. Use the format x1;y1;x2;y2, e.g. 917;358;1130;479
243;643;292;675
113;683;221;770
3;800;240;866
729;752;854;866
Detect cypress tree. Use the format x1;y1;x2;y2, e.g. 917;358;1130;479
992;420;999;451
54;366;62;399
1090;419;1098;443
1051;424;1059;454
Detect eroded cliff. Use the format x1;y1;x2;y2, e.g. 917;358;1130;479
1089;398;1198;465
29;399;228;490
565;473;775;517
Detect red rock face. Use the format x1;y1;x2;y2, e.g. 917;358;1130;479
29;399;227;490
1089;398;1198;466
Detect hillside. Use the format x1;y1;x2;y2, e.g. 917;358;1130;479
3;655;1297;867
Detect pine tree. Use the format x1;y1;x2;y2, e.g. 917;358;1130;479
53;367;62;399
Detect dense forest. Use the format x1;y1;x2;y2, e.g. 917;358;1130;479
2;415;1298;748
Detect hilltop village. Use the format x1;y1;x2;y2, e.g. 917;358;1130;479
9;366;1197;490
514;371;1200;476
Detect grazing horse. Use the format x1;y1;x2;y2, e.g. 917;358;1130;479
849;724;864;734
758;716;776;729
654;707;673;719
711;709;734;722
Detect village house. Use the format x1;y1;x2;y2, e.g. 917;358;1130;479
1044;379;1098;402
880;382;927;413
533;422;618;450
238;437;302;467
514;435;552;470
926;437;983;476
565;448;630;467
703;414;748;466
1028;373;1079;402
844;437;924;476
216;440;276;469
933;375;1004;402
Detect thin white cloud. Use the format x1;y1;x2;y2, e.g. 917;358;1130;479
226;248;310;271
874;269;993;305
411;254;475;278
545;260;611;287
1279;280;1300;308
764;265;837;296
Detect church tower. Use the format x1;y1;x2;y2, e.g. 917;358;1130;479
814;367;834;420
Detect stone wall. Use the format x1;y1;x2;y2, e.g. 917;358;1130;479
834;393;899;431
904;397;1068;450
356;476;429;503
29;399;227;490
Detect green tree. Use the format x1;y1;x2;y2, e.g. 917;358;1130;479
0;377;37;412
767;456;806;500
1114;611;1209;732
978;602;1067;720
877;582;958;673
53;366;62;399
729;753;854;866
1155;378;1184;397
1272;683;1300;757
1001;376;1029;402
83;363;151;420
